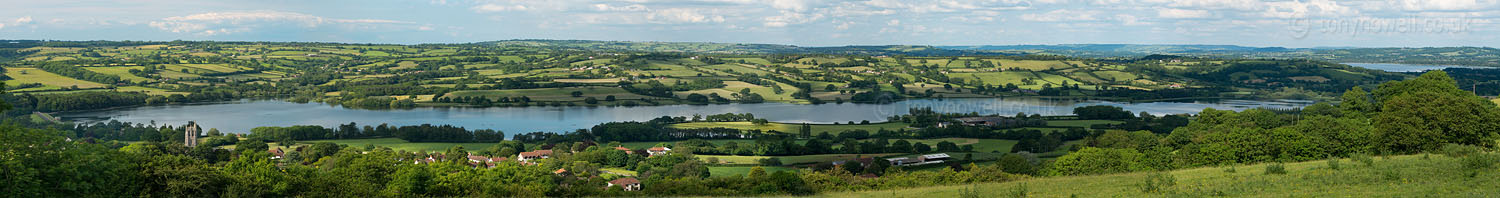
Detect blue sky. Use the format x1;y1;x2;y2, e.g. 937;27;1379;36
1;0;1496;47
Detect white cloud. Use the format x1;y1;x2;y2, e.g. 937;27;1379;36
1158;8;1213;19
595;4;649;12
1397;0;1500;11
763;11;823;27
473;4;531;12
887;19;900;26
834;21;854;30
1262;0;1358;18
15;16;34;24
1021;9;1100;22
149;11;410;35
770;0;817;11
646;8;725;24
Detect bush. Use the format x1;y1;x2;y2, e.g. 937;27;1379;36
1264;163;1287;175
758;157;783;166
1351;153;1375;166
1327;157;1341;170
1224;166;1236;173
1460;153;1498;171
1140;172;1176;193
1439;143;1487;157
959;184;983;198
1005;184;1029;198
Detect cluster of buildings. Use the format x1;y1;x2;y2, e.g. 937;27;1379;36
885;153;951;167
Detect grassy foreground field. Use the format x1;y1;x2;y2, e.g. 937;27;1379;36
821;154;1500;197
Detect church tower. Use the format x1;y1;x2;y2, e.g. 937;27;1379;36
185;122;200;147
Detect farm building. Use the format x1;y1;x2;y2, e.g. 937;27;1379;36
607;178;642;191
518;150;553;162
647;147;672;157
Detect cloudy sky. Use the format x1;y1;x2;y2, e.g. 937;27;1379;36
0;0;1496;47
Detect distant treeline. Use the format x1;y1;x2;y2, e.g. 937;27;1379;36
249;123;505;143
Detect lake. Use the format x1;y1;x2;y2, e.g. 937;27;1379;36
58;98;1310;134
1344;63;1490;72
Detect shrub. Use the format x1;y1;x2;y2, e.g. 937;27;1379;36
1460;153;1498;171
1005;184;1029;198
1381;169;1401;180
1439;143;1486;157
1351;153;1375;166
758;157;783;166
1327;157;1341;170
1224;166;1236;173
959;184;983;198
1264;163;1287;175
1140;172;1177;193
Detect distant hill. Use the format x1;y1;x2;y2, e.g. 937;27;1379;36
941;44;1500;67
940;44;1297;56
474;39;1022;56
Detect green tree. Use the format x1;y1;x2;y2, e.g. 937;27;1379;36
1373;71;1500;152
1045;147;1147;176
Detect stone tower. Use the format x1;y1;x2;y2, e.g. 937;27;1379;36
184;122;200;147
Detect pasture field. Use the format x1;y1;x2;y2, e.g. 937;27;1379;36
708;166;799;177
81;66;153;83
986;59;1079;71
2;68;107;91
117;86;189;96
822;154;1500;197
703;64;771;75
722;58;772;65
164;64;247;73
443;87;660;101
552;78;623;84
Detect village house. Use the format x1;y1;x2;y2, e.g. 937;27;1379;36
268;148;285;160
518;150;553;162
614;146;635;154
607;178;642;191
647;147;671;157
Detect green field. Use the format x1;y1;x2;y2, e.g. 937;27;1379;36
708;166;799;177
670;121;910;134
823;154;1499;197
443;87;660;101
82;66;153;83
3;68;107;91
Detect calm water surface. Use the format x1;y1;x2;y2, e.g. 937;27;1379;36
59;98;1310;134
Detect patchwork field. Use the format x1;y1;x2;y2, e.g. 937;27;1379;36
443;87;661;101
81;66;153;83
3;68;107;91
708;166;799;177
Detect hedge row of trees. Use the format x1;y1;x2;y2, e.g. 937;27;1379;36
1045;71;1500;175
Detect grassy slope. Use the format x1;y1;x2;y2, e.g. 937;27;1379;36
821;154;1500;197
3;68;107;91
